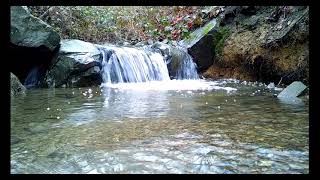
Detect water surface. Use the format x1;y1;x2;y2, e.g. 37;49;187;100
11;80;309;174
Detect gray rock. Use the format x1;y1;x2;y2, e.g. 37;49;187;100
60;39;100;55
179;18;217;71
277;81;307;98
43;39;102;87
10;6;60;51
278;96;304;106
10;72;26;96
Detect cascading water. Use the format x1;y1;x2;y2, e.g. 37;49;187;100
173;46;199;80
24;66;40;89
97;44;236;93
98;44;199;85
96;42;237;93
100;46;170;84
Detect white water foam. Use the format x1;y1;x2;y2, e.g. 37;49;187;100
101;79;237;92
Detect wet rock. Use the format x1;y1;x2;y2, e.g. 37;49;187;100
187;30;216;72
150;42;172;61
175;19;217;72
277;81;307;98
43;39;102;87
10;72;26;96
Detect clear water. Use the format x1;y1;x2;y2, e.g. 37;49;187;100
11;79;309;174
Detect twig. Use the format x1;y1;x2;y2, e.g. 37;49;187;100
277;77;282;86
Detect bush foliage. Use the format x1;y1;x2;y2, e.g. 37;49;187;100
28;6;219;44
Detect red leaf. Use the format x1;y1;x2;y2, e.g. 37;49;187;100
187;21;193;29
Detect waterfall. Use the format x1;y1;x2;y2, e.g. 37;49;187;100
24;66;39;88
98;45;199;84
174;47;199;80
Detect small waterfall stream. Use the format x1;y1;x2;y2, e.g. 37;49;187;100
97;18;219;85
24;66;40;89
98;45;199;84
173;46;199;80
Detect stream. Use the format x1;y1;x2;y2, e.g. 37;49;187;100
11;79;309;174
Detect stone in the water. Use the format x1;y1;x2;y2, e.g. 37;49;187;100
278;96;304;106
267;82;275;89
43;39;102;88
277;81;307;98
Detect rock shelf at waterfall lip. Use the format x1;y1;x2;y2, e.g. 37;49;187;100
101;80;237;92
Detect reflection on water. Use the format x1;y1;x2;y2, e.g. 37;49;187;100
11;80;309;174
102;88;170;119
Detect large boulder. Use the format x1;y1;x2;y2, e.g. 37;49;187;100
277;81;307;98
43;39;102;87
11;73;26;96
187;29;217;72
10;6;60;86
10;6;60;51
179;18;218;72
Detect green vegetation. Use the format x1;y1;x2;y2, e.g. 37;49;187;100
201;23;214;36
28;6;218;44
212;26;231;56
